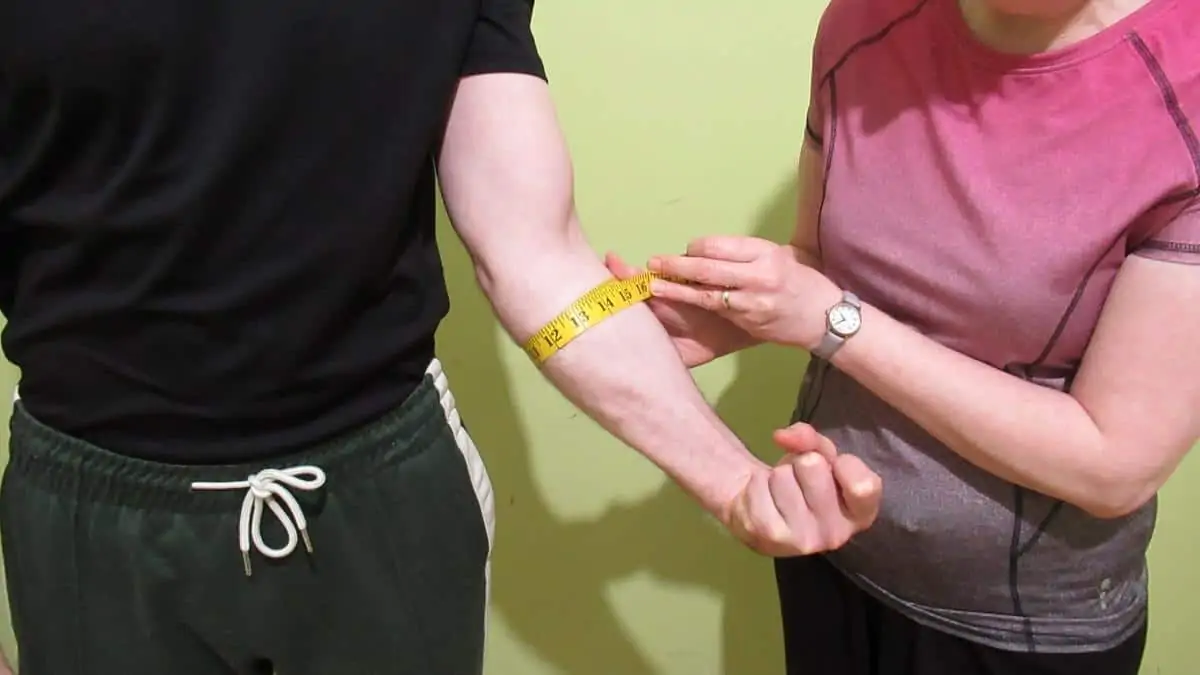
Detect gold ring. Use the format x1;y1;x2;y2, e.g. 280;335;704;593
721;290;732;310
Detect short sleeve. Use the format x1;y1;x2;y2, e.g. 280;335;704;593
803;0;900;150
460;0;547;80
1132;197;1200;265
805;0;853;150
804;19;828;149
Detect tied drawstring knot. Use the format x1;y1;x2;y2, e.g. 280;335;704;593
191;466;327;577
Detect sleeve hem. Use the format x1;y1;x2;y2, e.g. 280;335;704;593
1138;239;1200;254
1131;240;1200;265
805;118;824;147
460;62;548;81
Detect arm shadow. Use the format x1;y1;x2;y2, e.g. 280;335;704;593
433;176;805;675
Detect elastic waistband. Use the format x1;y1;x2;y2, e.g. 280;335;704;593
6;371;448;512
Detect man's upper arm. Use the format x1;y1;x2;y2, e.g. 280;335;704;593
437;73;572;275
439;0;569;271
461;0;546;80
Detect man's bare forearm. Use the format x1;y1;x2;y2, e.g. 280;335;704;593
473;218;758;514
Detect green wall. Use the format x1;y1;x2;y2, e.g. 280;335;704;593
0;1;1196;672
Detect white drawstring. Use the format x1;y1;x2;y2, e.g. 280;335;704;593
191;466;327;577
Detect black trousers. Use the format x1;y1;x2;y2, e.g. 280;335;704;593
0;373;493;675
775;555;1148;675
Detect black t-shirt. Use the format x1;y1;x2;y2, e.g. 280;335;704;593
0;0;545;462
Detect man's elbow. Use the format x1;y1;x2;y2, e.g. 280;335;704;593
466;214;588;295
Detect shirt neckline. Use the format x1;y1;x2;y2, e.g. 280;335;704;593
937;0;1174;73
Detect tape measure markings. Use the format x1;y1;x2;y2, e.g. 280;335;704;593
522;271;669;364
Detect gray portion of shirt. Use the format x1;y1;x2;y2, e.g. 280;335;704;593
794;359;1153;653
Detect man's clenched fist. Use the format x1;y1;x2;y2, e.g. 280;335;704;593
725;422;881;557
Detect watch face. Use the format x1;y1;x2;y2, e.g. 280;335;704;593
828;303;861;336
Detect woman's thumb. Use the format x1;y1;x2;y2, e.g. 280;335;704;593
604;251;641;280
833;454;882;527
773;422;838;462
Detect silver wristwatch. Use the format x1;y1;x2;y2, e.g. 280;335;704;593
812;291;862;361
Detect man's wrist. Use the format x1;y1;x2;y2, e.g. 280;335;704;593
673;448;757;524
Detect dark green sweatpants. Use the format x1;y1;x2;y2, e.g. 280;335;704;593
0;370;494;675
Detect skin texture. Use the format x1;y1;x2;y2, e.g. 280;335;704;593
961;0;1152;52
638;132;1200;521
436;72;882;556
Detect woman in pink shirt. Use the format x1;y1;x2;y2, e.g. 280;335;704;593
611;0;1200;672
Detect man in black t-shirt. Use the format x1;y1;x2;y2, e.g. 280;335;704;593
0;0;882;672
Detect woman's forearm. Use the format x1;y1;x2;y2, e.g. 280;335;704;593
831;303;1134;518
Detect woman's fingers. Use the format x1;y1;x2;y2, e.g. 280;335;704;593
768;461;818;544
648;279;727;312
684;236;776;262
605;252;697;331
832;454;883;528
790;452;846;543
773;422;838;462
815;432;838;462
648;255;750;290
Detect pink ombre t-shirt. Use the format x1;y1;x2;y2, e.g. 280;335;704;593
796;0;1200;653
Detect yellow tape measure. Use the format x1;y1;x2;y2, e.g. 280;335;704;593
522;271;670;364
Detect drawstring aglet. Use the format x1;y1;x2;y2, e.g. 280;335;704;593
300;527;314;554
242;550;253;577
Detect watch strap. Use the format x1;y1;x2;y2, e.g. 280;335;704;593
813;331;844;361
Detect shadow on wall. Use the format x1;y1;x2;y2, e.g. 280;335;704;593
433;177;808;675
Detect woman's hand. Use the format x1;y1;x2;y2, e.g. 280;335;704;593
646;236;842;351
605;252;759;367
728;421;882;557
